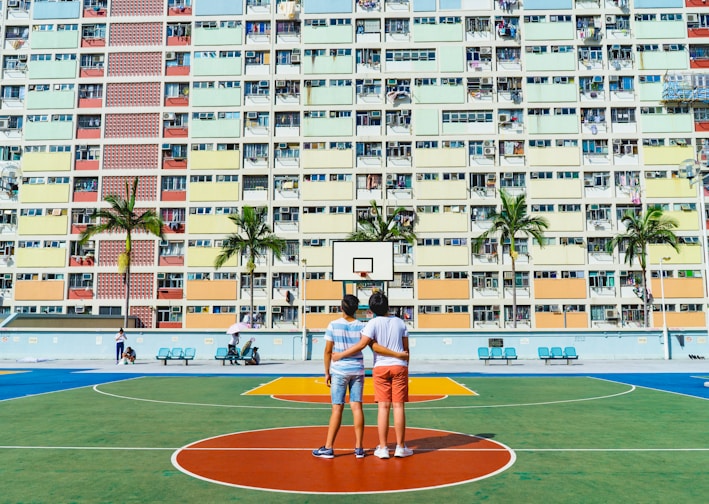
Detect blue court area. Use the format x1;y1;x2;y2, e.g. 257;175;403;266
1;368;707;401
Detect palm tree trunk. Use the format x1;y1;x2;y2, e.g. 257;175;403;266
123;263;131;328
249;272;255;328
641;267;649;328
511;258;517;329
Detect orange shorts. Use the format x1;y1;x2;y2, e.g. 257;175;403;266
373;365;409;403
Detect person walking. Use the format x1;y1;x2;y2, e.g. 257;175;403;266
115;328;127;364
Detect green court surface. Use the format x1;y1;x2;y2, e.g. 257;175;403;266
0;374;707;503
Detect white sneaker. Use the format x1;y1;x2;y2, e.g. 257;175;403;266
373;446;390;459
394;445;413;458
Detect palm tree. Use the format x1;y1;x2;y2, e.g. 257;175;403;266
78;177;164;328
472;189;549;328
214;206;286;325
607;208;679;327
347;199;417;243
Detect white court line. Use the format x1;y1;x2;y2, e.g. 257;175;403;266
1;445;707;453
0;376;144;404
94;378;636;410
591;376;709;401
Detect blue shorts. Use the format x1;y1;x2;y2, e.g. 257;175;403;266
330;373;364;405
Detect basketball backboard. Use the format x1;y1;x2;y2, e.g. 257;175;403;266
332;241;394;282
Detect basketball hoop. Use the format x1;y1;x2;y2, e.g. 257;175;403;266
358;271;368;278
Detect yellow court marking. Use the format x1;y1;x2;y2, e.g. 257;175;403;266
245;377;476;396
0;371;28;375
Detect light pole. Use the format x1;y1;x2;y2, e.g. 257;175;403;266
301;258;307;361
659;256;671;360
680;156;709;340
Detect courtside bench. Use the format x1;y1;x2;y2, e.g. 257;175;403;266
478;347;518;365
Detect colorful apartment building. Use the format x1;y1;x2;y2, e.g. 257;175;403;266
1;0;709;331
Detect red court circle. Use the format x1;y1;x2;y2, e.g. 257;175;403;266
172;426;515;494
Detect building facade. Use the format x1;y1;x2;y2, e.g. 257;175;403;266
1;0;709;331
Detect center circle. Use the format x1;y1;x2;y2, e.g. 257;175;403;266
172;426;515;494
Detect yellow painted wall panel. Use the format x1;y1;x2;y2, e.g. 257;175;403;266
302;214;353;233
417;246;469;266
416;180;467;200
14;280;65;300
416;148;466;168
663;210;698;231
187;214;236;235
15;248;66;268
417;213;468;233
189;182;240;202
418;312;470;329
534;278;587;299
301;181;353;201
531;245;586;265
18;215;68;235
645;178;697;198
186;280;238;300
529;178;583;199
19;185;71;204
190;150;241;170
417;279;469;299
22;152;72;172
301;246;333;267
541;212;584;232
305;312;340;331
527;146;579;166
302;149;352;168
649;245;701;264
187;247;238;267
643;145;694;166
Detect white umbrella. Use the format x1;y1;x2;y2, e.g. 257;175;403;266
226;322;251;335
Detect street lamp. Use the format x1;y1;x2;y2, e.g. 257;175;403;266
300;258;307;361
659;256;671;360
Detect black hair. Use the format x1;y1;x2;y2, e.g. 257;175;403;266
341;294;360;317
368;291;389;316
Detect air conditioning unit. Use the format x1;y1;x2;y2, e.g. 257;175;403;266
503;172;513;179
550;305;561;313
480;47;492;55
9;146;21;153
163;112;175;120
498;77;508;83
605;15;616;24
278;143;288;149
0;119;9;129
161;143;171;150
275;80;286;87
74;306;85;314
605;309;619;319
246;111;258;119
245;51;256;58
371;110;381;118
291;53;300;63
272;306;281;313
171;306;181;313
484;147;496;155
364;79;374;85
310;239;322;246
279;207;290;213
8;0;19;7
401;109;410;116
165;52;176;60
258;80;269;87
18;54;28;61
157;272;166;279
688;14;699;23
82;273;92;281
483;140;494;147
498;114;509;123
481;77;493;85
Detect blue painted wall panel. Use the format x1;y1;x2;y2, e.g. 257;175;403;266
303;0;352;14
413;0;436;12
439;0;462;10
194;0;244;16
634;0;683;7
523;0;572;9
